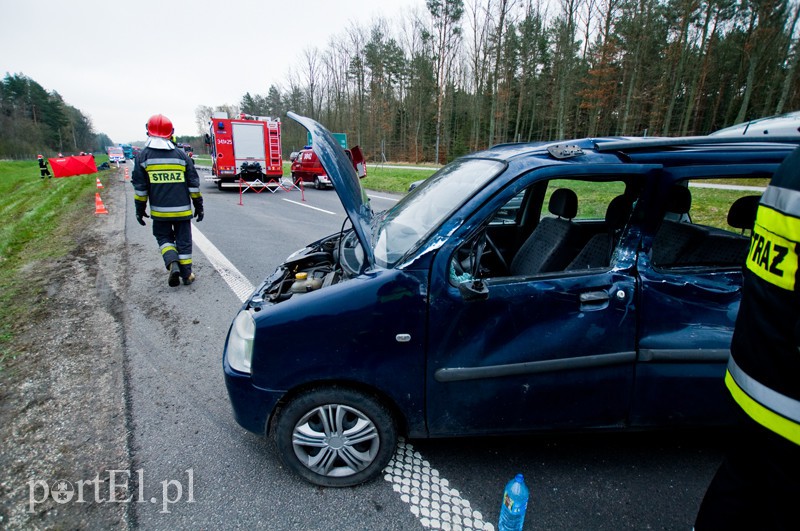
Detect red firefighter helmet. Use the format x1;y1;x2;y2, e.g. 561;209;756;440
146;114;174;139
37;154;43;159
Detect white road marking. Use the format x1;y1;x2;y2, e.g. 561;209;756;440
689;182;766;192
281;198;338;215
368;193;399;202
193;225;489;531
191;225;254;303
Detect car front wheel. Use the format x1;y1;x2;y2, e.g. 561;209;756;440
274;387;397;487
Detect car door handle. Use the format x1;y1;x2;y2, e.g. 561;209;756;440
579;290;610;310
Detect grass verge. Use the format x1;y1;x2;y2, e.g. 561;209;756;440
0;159;109;372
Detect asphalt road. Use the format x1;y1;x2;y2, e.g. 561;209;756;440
121;173;727;530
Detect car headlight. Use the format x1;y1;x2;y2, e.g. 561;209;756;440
227;310;255;374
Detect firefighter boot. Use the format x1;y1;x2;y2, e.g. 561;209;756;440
168;261;181;287
183;273;196;285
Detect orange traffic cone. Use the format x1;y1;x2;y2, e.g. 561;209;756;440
96;178;103;189
124;167;130;180
95;193;109;215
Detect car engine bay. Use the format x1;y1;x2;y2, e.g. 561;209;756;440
256;230;365;305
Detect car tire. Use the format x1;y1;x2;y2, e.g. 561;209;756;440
314;177;322;190
274;386;397;487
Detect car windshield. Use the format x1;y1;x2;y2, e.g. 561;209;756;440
372;158;505;267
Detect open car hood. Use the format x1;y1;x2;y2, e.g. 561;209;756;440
288;112;375;268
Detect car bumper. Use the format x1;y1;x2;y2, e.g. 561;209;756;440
223;357;283;435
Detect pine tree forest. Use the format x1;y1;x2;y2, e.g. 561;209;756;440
0;73;106;159
224;0;800;164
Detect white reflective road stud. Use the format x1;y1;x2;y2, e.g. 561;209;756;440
384;439;494;531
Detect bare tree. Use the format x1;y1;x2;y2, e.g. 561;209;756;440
428;0;465;163
301;47;322;118
776;1;800;114
487;0;515;145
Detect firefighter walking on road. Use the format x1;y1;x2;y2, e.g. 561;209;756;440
695;145;800;530
38;155;51;178
132;114;204;287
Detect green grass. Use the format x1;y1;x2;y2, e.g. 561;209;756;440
280;161;437;194
0;158;107;371
360;166;437;193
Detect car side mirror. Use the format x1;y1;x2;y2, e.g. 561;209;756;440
458;279;489;302
457;231;490;302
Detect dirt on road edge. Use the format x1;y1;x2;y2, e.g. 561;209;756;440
0;169;132;530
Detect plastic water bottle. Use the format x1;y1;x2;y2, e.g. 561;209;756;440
498;474;529;531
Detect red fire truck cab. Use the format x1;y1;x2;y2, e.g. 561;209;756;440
206;112;283;189
290;145;366;189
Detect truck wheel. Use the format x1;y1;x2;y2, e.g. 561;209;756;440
274;386;397;487
314;177;322;190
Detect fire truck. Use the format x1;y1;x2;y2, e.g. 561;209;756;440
206;112;283;189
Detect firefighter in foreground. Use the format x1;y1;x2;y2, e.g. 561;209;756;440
132;114;204;286
695;145;800;529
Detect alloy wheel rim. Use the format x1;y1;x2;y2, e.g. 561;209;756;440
292;404;380;477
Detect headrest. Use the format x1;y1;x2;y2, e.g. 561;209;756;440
548;188;578;219
727;195;760;231
605;195;633;229
666;185;692;215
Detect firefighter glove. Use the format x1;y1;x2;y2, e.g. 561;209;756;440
135;201;149;226
192;197;204;222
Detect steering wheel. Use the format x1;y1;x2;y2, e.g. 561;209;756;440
454;228;508;276
484;231;509;272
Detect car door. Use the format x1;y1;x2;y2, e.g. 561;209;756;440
424;165;656;436
632;163;777;427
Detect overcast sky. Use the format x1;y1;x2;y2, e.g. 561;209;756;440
1;0;425;144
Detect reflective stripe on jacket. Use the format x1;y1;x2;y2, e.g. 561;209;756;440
132;146;201;221
726;358;800;445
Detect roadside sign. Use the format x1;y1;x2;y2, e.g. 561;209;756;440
307;132;347;149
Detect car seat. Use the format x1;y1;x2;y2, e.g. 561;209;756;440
566;195;634;270
510;188;579;275
651;185;708;267
680;195;760;266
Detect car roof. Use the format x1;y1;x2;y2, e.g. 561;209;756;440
462;135;800;168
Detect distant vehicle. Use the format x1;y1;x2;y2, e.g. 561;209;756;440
119;144;133;159
106;146;125;163
710;111;800;138
408;179;424;191
290;144;366;189
206;112;283;190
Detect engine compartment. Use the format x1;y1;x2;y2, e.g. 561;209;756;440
259;230;364;304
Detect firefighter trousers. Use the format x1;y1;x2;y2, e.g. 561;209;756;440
695;408;800;530
152;219;193;279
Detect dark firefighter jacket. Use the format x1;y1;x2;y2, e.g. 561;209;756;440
132;145;202;221
728;145;800;446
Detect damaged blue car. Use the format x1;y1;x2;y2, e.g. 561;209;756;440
223;113;799;486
